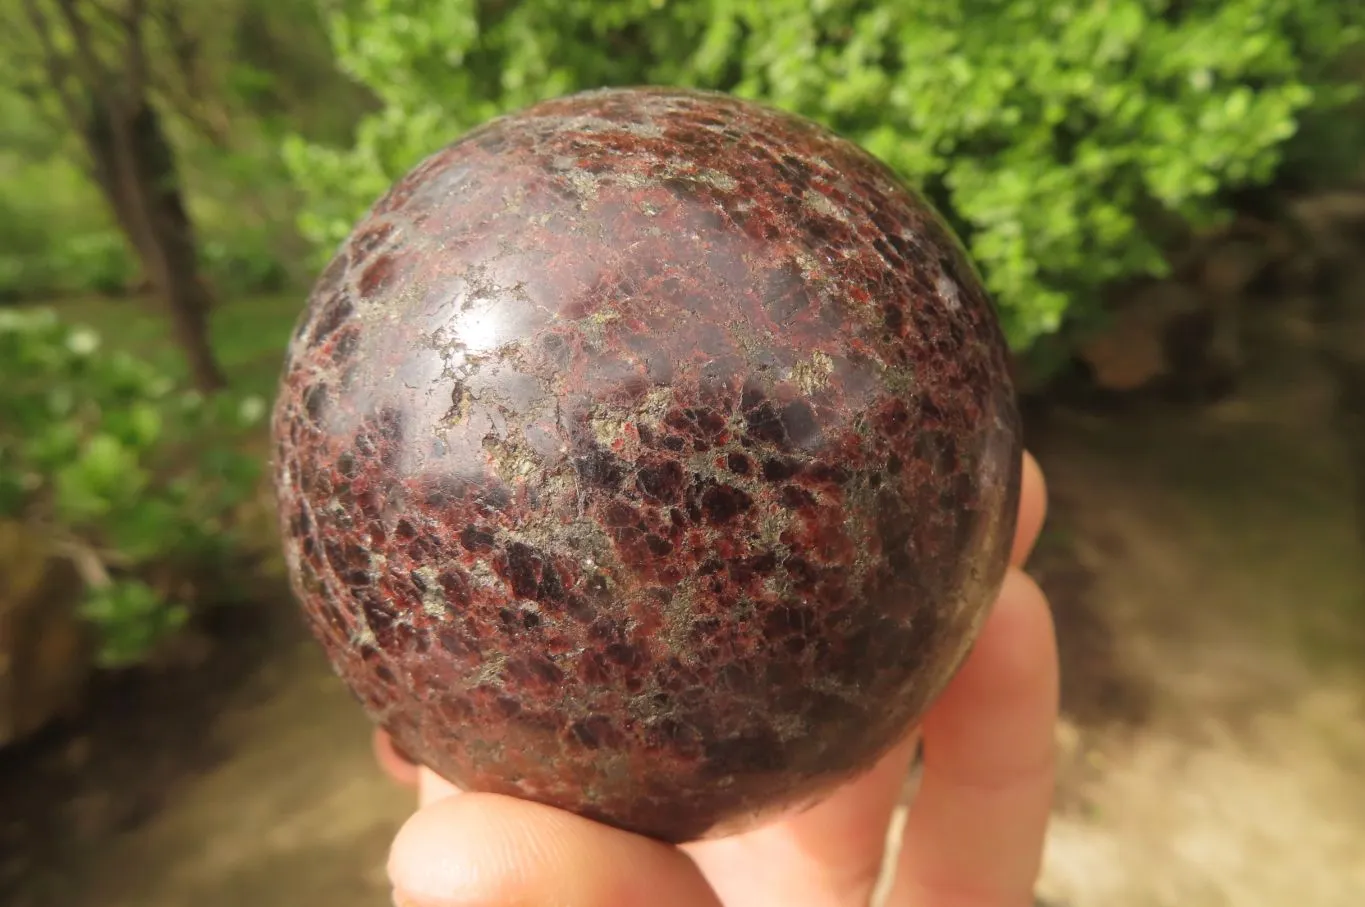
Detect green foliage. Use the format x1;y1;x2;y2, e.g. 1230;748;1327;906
80;580;190;669
0;132;137;302
0;308;266;666
287;0;1365;348
200;225;293;297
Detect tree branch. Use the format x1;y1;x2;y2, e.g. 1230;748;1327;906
52;0;116;107
152;81;233;148
158;5;200;91
123;0;148;100
12;78;81;148
18;0;88;131
149;4;232;147
81;0;127;29
49;536;118;590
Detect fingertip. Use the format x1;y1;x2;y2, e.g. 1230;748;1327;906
417;766;463;807
896;566;1057;905
388;792;721;907
937;567;1056;717
374;729;422;789
1011;451;1048;568
389;793;560;906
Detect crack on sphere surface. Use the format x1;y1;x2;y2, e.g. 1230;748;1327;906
272;87;1022;843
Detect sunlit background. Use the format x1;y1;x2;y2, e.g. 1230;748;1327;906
2;2;1363;906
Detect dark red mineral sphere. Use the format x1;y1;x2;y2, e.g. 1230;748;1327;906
272;87;1022;843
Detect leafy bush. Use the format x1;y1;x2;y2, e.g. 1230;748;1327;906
286;0;1364;349
47;231;140;298
0;309;265;666
201;225;293;297
0;228;137;304
0;152;138;303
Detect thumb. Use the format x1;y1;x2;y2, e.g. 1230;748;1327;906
389;785;723;907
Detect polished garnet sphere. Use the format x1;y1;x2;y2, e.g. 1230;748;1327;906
272;87;1022;843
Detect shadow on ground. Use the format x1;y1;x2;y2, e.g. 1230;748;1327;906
1;600;277;905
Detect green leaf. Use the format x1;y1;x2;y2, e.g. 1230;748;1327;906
79;580;190;669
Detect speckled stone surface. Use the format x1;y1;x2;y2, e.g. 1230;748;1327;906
272;87;1022;843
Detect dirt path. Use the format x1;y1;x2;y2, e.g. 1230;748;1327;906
1032;294;1365;907
72;640;409;907
1;611;409;907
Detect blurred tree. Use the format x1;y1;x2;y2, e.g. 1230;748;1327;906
0;0;373;385
1;1;227;390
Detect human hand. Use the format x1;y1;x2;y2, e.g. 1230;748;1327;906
376;452;1055;907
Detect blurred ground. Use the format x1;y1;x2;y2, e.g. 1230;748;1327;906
1032;287;1365;907
2;281;1364;906
0;600;408;907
